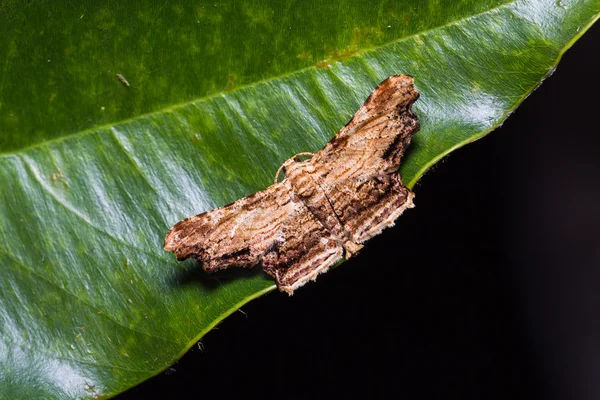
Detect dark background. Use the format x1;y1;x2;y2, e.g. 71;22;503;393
122;23;600;400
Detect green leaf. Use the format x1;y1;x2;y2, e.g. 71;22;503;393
0;0;598;398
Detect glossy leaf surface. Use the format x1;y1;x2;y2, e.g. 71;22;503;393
0;0;598;398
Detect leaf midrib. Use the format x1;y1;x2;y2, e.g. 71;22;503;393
0;0;515;158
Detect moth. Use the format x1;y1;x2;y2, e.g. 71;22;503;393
165;74;420;294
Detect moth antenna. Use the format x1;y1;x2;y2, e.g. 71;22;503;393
273;163;286;184
273;152;316;184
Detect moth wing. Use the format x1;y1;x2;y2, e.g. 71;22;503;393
308;75;419;243
164;182;294;271
261;201;344;294
310;74;420;181
164;180;344;293
322;173;414;243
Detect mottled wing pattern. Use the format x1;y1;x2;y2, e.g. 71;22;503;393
164;183;290;269
322;173;414;243
311;75;420;180
164;181;343;293
310;74;420;243
261;200;344;293
165;74;420;293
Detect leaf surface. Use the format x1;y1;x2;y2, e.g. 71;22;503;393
0;1;598;398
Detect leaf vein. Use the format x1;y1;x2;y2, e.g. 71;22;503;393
0;247;176;344
16;153;170;263
0;0;518;158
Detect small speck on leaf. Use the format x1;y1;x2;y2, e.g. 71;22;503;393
315;59;332;69
50;169;69;187
116;73;130;87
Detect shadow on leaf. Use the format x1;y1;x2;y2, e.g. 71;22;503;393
172;260;267;291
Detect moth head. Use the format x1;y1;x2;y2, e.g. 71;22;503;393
274;152;315;184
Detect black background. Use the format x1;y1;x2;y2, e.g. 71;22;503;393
122;22;600;400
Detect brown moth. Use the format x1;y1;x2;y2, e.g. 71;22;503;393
164;74;420;294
